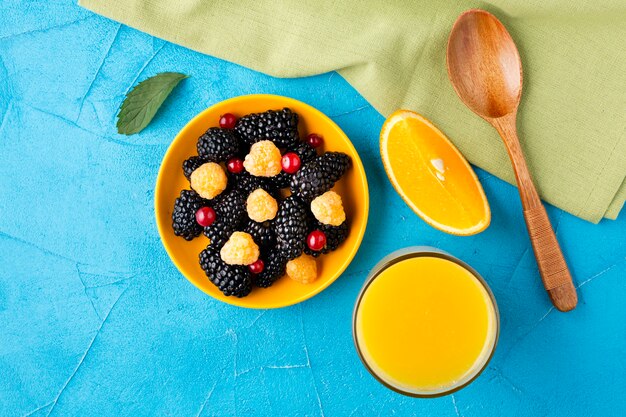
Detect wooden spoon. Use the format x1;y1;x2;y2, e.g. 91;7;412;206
446;9;577;311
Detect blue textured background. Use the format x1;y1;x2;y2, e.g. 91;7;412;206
1;2;624;416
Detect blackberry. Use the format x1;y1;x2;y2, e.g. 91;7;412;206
199;246;252;297
197;127;240;162
172;190;210;241
290;152;351;202
214;187;246;217
231;171;270;196
320;221;348;252
243;219;275;248
323;152;351;183
268;171;293;190
304;220;349;257
274;196;309;260
290;140;318;164
268;141;319;189
182;156;206;180
235;108;299;148
254;250;287;288
203;188;246;247
203;217;237;248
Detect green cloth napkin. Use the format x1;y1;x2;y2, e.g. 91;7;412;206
80;0;626;223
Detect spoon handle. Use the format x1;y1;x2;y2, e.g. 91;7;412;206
492;114;578;312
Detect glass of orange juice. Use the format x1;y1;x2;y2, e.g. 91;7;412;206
353;247;499;397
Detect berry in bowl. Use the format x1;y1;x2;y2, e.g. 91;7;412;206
155;95;369;308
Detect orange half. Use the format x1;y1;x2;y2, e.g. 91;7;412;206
380;110;490;235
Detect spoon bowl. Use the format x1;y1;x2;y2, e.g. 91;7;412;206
447;10;522;119
446;9;577;311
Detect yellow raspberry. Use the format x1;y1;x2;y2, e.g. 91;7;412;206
243;140;282;177
246;188;278;222
310;191;346;226
220;232;260;265
286;254;318;284
190;162;227;200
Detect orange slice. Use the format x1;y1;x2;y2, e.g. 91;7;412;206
380;110;490;235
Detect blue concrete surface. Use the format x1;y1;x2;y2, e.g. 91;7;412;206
0;1;624;416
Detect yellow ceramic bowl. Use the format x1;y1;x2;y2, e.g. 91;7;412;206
155;95;369;308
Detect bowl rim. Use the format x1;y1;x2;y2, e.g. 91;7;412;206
352;246;500;397
154;94;370;308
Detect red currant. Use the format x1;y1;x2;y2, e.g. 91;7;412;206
307;230;327;251
227;157;244;174
195;207;216;227
306;133;323;148
281;152;301;174
248;259;265;274
219;113;237;129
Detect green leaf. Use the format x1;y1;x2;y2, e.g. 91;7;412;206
116;72;188;135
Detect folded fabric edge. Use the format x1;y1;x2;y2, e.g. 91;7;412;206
604;179;626;220
605;201;624;220
573;132;626;223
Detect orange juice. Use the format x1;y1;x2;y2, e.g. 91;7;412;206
353;249;498;396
